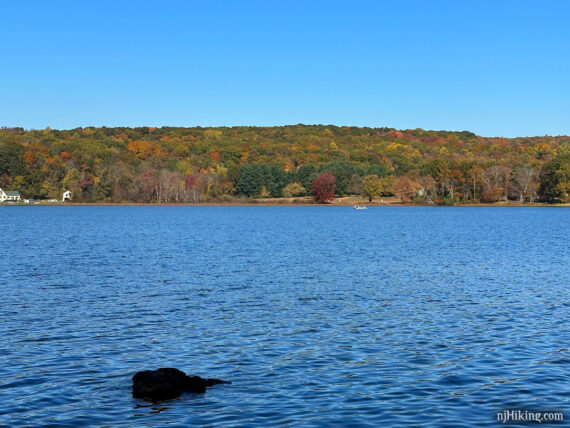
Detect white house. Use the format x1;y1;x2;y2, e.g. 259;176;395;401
62;190;71;202
0;188;21;202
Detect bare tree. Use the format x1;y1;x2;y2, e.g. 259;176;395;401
483;165;512;202
467;166;483;200
415;175;437;204
513;165;538;203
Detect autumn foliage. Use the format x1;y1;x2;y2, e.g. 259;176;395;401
392;176;421;202
0;125;568;204
361;174;383;202
311;172;336;203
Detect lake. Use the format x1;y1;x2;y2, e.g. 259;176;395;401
0;206;568;426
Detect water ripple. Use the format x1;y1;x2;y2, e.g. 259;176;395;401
0;206;568;426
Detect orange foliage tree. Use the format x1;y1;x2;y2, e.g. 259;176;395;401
392;176;420;202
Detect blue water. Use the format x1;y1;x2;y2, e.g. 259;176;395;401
0;206;568;427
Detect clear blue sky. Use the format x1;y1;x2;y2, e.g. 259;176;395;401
2;0;569;137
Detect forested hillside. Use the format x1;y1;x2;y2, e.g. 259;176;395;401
0;125;569;203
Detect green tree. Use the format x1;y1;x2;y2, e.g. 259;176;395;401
236;164;264;197
348;174;362;195
235;164;288;197
540;153;570;202
319;161;358;196
365;164;389;178
0;144;26;177
297;164;317;190
267;165;288;197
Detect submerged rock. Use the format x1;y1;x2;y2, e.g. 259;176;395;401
132;368;230;400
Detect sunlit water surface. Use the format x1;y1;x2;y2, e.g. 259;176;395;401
0;206;568;427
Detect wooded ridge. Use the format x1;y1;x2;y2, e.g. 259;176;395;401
1;125;568;204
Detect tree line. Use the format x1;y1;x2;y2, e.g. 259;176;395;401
0;125;568;203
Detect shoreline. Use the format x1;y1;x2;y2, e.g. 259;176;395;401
2;200;568;208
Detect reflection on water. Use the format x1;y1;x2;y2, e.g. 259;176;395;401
0;206;568;426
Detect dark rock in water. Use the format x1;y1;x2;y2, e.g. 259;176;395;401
132;368;230;400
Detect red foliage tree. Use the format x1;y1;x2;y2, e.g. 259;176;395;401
311;172;336;203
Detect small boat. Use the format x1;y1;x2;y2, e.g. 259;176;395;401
353;205;367;210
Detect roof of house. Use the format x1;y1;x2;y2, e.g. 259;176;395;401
4;191;20;197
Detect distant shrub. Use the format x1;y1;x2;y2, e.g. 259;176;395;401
283;182;306;198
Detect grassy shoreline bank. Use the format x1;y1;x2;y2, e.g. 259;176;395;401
3;196;568;208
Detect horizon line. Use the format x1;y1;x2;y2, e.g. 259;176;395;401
2;123;569;140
